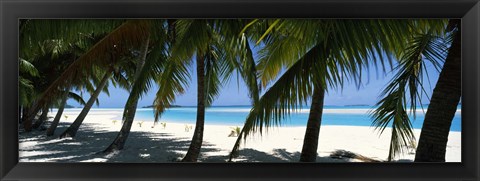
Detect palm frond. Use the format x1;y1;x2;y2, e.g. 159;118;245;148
19;58;39;77
215;20;261;103
67;91;86;105
230;43;329;157
203;45;227;107
369;32;448;161
19;77;36;106
152;57;191;123
126;35;168;114
35;20;150;109
20;19;125;60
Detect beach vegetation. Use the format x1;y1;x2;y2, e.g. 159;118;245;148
138;121;144;128
152;20;261;162
228;19;447;162
47;91;86;136
414;20;461;162
184;124;193;132
18;19;460;163
370;25;450;161
103;20;167;153
228;126;242;137
19;20;123;132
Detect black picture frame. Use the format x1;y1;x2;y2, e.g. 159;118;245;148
1;0;479;180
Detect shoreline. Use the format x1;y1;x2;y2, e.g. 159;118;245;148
53;108;462;132
18;112;461;162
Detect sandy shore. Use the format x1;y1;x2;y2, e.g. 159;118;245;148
18;111;461;162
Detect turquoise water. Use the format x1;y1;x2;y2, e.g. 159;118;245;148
63;105;461;131
126;105;461;132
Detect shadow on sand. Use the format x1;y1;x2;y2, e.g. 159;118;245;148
19;122;220;162
19;122;354;163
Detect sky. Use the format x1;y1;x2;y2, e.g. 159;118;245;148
67;51;442;108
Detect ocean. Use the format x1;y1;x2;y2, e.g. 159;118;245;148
62;105;462;132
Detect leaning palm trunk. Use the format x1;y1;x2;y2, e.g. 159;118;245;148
59;71;112;138
18;106;22;124
21;106;30;129
414;21;461;162
46;92;68;136
182;53;206;162
32;105;49;129
104;35;150;153
22;103;41;132
299;86;325;162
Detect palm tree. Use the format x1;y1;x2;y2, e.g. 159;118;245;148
102;20;183;153
59;70;113;138
150;19;260;162
30;20;151;138
19;58;39;131
103;32;153;153
46;91;68;136
46;90;86;136
32;105;50;129
370;28;449;161
172;20;233;162
19;19;124;132
415;20;461;162
20;40;81;131
19;58;39;109
229;19;440;162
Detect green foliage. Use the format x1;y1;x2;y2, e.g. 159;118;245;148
228;126;242;137
370;32;449;161
184;124;193;132
137;121;144;127
18;19;450;162
229;19;448;160
153;20;261;123
35;20;151;110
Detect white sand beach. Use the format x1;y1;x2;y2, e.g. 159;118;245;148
19;111;461;162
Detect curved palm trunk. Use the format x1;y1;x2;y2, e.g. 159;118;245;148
32;105;49;129
299;86;325;162
414;22;461;162
182;53;206;162
46;92;68;136
228;128;245;162
104;35;149;153
387;124;397;162
59;71;112;138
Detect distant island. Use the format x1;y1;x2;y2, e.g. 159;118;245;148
142;105;182;108
344;104;370;107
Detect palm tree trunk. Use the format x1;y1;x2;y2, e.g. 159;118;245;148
59;71;112;138
299;85;325;162
182;53;206;162
414;21;461;162
23;103;41;132
47;92;68;136
19;106;22;124
21;106;29;124
104;35;149;153
32;105;49;129
387;124;397;162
